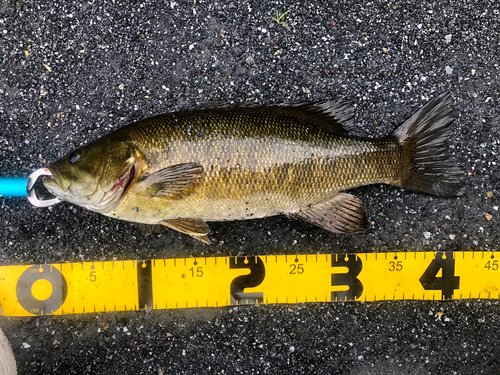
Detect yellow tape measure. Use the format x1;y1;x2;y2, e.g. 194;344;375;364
0;251;499;317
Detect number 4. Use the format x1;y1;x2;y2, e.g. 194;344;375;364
419;252;460;299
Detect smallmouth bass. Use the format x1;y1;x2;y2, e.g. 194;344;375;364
43;93;465;243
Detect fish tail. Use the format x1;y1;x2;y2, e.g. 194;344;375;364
392;93;465;197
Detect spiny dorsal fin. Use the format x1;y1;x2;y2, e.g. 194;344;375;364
136;162;204;199
161;218;212;244
292;193;369;233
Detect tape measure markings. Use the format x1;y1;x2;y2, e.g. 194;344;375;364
0;251;499;317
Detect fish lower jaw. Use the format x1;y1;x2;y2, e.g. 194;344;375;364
42;177;63;197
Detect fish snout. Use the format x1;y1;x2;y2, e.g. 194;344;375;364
42;167;71;193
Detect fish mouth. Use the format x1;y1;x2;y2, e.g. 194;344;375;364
42;166;70;195
92;163;135;212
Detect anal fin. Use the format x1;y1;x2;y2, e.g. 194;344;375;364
292;193;369;233
161;218;212;244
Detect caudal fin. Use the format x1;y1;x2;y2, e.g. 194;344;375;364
393;93;465;197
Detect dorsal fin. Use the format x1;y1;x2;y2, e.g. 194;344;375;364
195;99;354;135
272;100;354;135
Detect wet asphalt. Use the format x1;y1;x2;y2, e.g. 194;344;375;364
0;0;499;374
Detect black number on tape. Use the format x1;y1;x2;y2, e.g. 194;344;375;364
229;257;265;305
389;261;403;272
289;264;304;274
331;254;363;301
485;260;498;271
16;265;68;315
189;266;204;277
419;252;460;299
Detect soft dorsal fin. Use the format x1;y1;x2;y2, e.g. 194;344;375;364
271;100;354;135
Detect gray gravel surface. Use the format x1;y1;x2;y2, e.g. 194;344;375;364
0;0;499;374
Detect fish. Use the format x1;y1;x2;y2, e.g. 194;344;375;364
43;93;465;244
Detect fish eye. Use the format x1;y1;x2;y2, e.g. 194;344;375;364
69;151;81;164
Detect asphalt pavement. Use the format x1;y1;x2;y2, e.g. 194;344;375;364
0;0;499;374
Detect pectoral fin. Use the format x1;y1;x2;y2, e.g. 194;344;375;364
138;162;204;199
292;193;369;233
161;218;212;244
